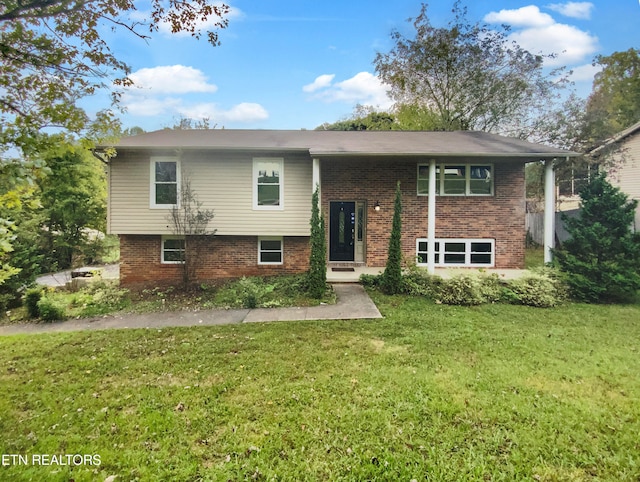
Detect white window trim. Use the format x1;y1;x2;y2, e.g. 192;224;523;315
161;235;185;264
253;157;284;211
150;157;181;209
416;238;495;267
417;163;494;197
258;236;283;265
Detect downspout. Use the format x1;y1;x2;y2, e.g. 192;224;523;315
427;158;437;274
543;158;556;264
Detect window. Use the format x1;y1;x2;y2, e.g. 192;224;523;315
258;237;283;265
162;236;185;264
254;158;283;209
151;157;180;208
416;238;494;267
417;163;493;196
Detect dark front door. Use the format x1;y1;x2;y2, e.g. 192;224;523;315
330;202;355;261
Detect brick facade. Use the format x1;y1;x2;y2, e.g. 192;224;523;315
120;235;309;287
321;158;526;269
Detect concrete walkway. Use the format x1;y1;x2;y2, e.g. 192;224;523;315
0;284;382;337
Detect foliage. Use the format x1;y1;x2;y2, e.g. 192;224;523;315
0;158;47;307
554;173;640;303
36;297;66;322
307;186;327;298
167;176;216;288
211;275;331;310
582;48;640;147
436;274;491;306
502;269;567;308
374;1;569;137
38;145;107;270
380;181;403;294
316;105;396;131
23;287;43;318
0;0;229;157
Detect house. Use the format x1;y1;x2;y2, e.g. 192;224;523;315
102;130;577;287
589;120;640;231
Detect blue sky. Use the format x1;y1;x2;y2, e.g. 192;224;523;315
99;0;639;132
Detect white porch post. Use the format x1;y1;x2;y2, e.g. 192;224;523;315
312;158;321;196
544;158;556;264
427;159;437;274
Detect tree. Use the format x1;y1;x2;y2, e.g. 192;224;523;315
554;173;640;303
0;0;229;157
381;181;403;295
307;186;327;298
316;105;396;131
38;145;107;270
581;48;640;147
168;176;216;288
0;158;46;310
374;1;568;137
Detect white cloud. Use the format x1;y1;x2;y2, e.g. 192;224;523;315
120;64;268;124
484;6;599;68
178;102;269;123
484;6;554;27
121;94;183;117
304;72;393;109
567;63;602;83
303;74;336;93
128;65;218;94
547;2;594;19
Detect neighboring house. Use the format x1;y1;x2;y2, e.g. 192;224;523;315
590;120;640;231
103;130;575;286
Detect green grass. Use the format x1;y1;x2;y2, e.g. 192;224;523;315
1;295;640;481
525;246;545;269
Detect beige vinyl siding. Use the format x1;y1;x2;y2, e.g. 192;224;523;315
109;151;312;236
609;132;640;229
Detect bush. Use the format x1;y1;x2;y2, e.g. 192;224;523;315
359;273;381;288
37;297;66;322
436;274;486;306
24;287;43;318
554;173;640;303
81;281;130;316
503;269;566;308
380;181;403;294
436;273;503;306
401;269;442;297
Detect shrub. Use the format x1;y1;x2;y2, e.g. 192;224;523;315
504;269;566;308
24;287;43;318
436;274;486;306
81;281;130;316
380;181;403;295
554;173;640;303
307;186;327;298
359;273;381;288
435;273;503;306
37;297;66;322
401;269;441;297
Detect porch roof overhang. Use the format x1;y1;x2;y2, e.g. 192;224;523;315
108;129;579;161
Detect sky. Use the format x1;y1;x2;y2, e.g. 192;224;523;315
95;0;640;132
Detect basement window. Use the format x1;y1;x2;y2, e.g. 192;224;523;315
258;237;283;265
161;236;185;264
416;238;494;267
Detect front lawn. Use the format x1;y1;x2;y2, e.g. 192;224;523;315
1;295;639;480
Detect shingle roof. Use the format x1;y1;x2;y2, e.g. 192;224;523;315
113;129;578;158
589;120;640;156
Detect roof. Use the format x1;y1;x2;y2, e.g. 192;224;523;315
589;120;640;156
111;129;579;159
